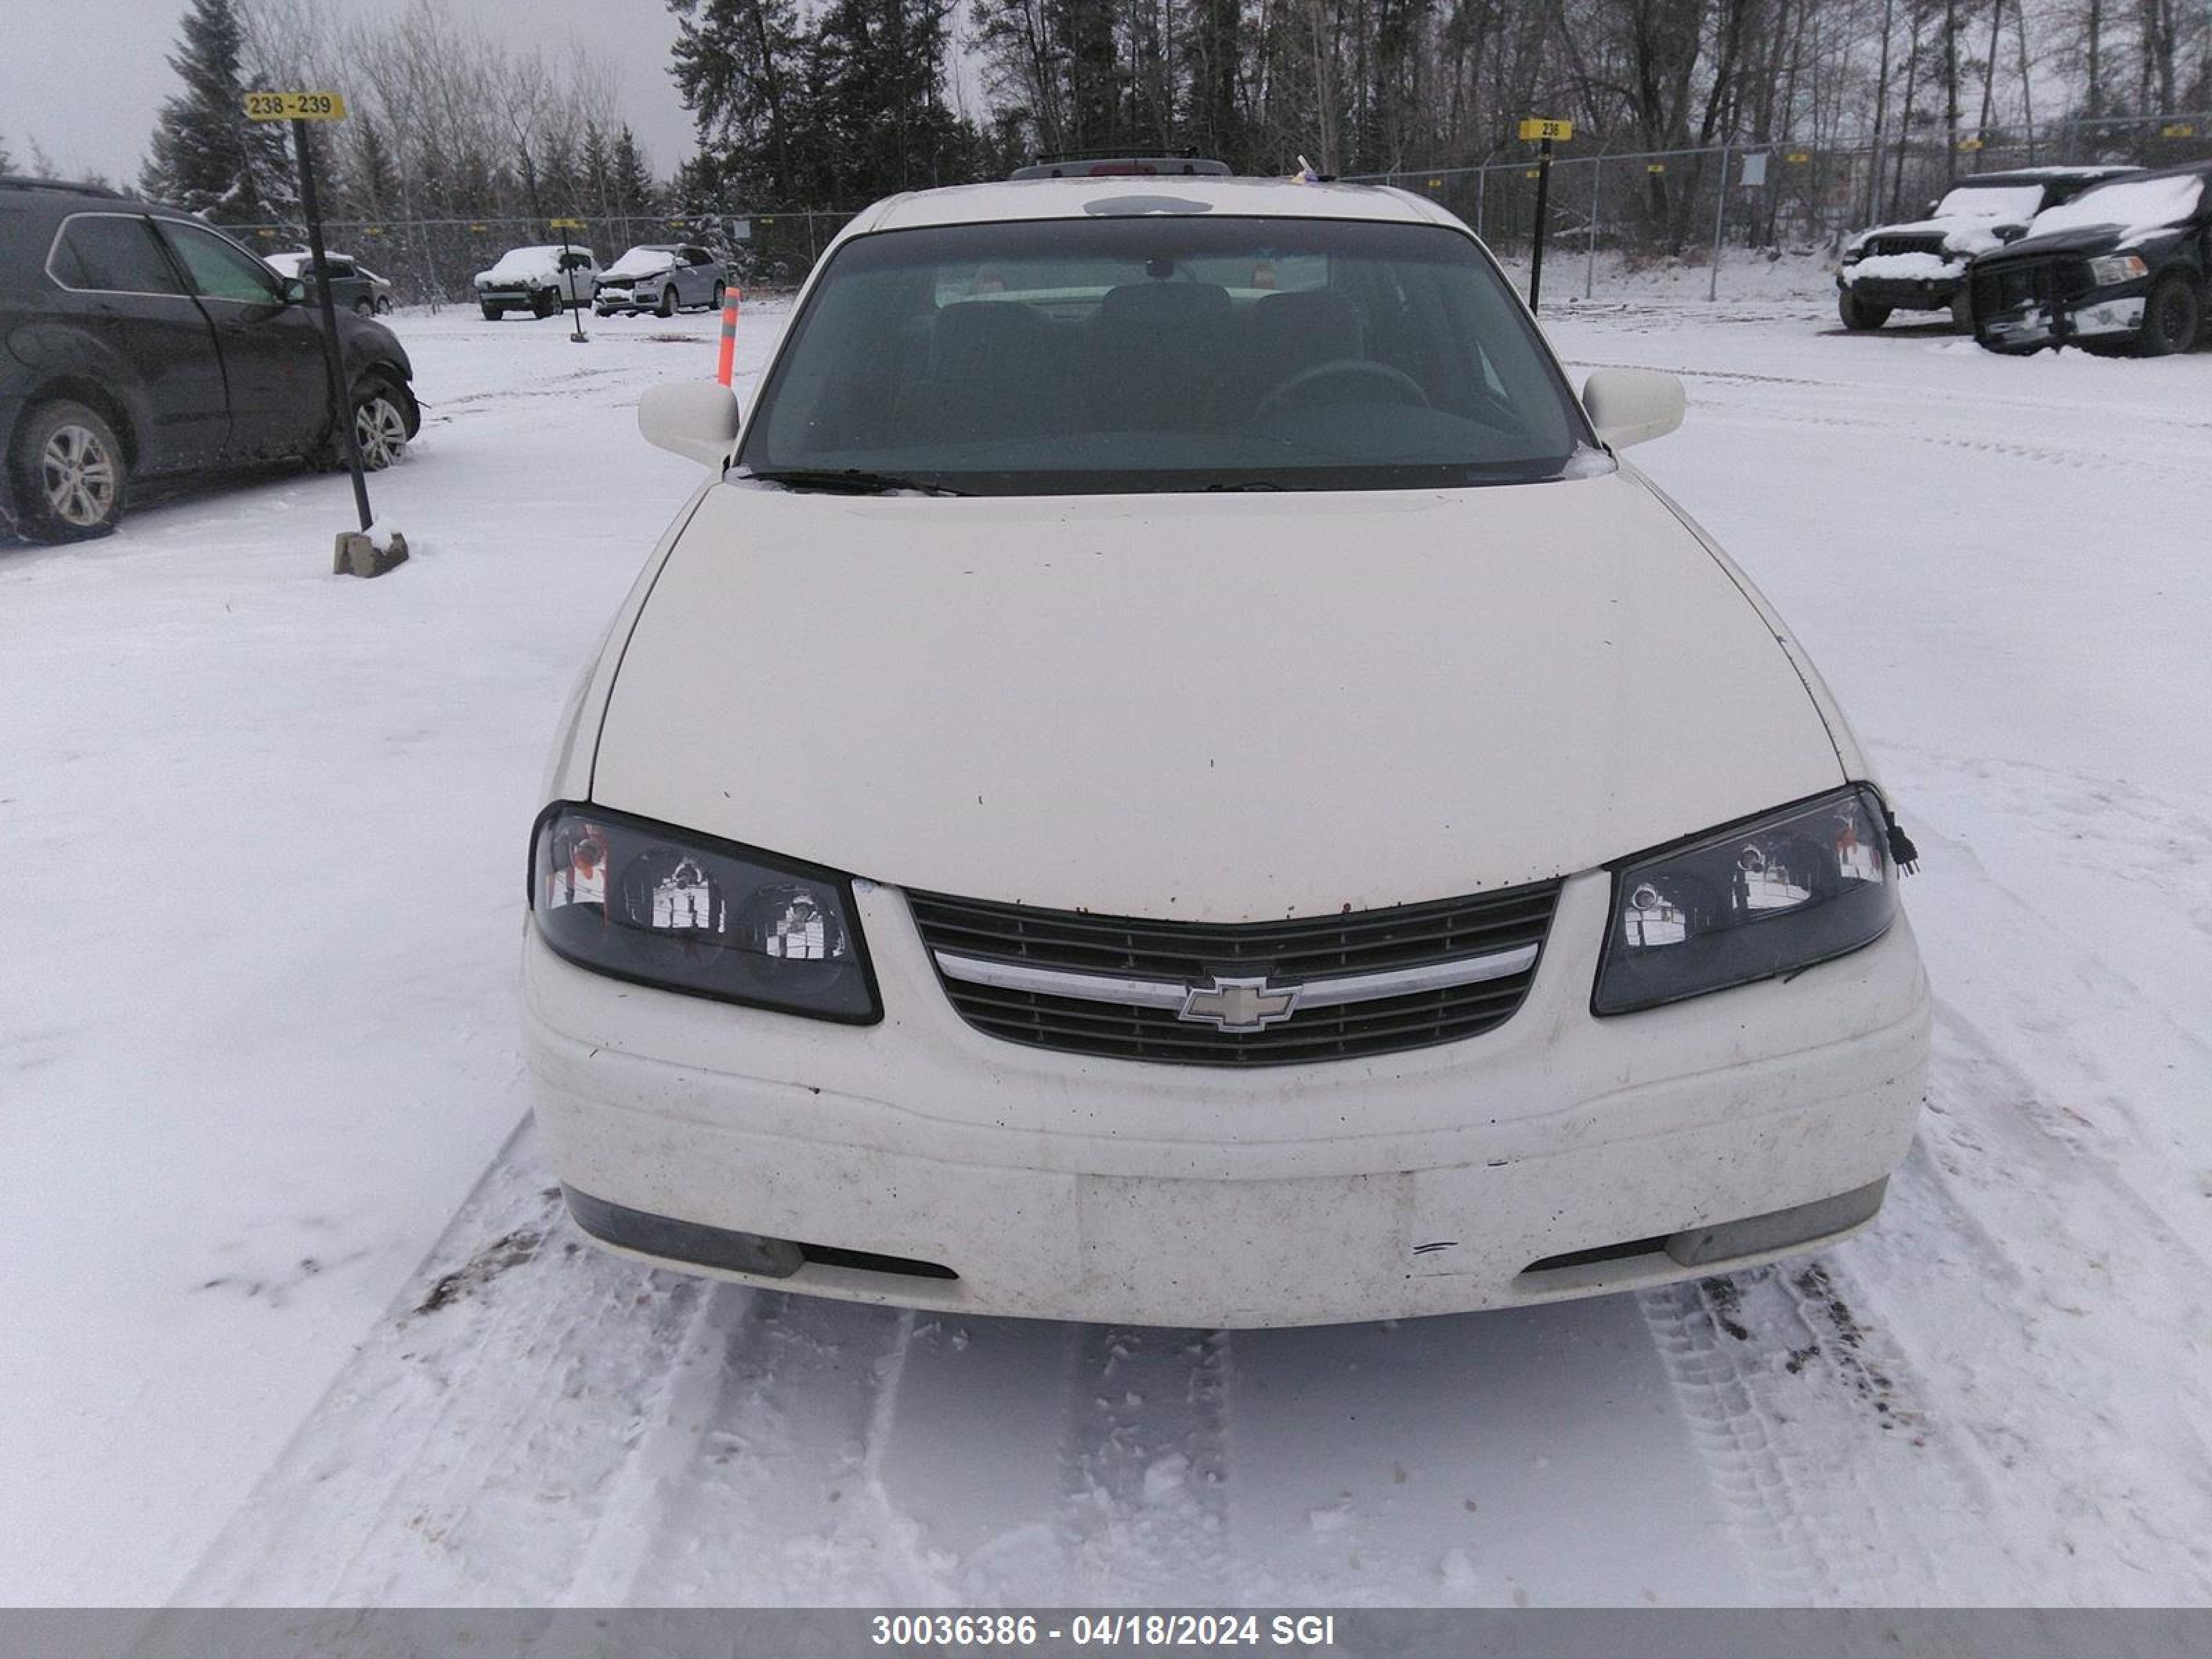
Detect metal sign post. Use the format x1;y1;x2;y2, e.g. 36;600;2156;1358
1518;118;1573;311
245;92;373;535
550;216;589;342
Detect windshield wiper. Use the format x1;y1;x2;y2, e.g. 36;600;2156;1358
740;467;970;497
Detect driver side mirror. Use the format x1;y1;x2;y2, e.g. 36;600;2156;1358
282;277;308;304
1581;368;1685;450
639;381;741;467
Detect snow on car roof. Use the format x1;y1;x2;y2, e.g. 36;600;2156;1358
1953;165;2136;182
2029;169;2207;241
862;176;1452;234
264;248;359;272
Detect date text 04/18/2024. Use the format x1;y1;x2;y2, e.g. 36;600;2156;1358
870;1613;1340;1648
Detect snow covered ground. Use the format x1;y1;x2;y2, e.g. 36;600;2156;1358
4;287;2210;1609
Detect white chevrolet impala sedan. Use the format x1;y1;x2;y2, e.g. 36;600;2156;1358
523;166;1930;1329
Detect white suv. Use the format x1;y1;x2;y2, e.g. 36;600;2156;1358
524;171;1931;1329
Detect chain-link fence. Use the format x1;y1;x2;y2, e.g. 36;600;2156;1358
1351;111;2211;301
229;112;2207;310
226;209;863;309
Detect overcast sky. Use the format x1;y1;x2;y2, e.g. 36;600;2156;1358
1;0;700;186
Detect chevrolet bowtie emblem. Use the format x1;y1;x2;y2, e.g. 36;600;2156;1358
1179;975;1301;1032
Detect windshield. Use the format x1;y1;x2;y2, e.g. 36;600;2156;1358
737;216;1593;494
1932;183;2045;221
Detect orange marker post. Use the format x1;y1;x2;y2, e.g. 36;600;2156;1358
715;288;742;386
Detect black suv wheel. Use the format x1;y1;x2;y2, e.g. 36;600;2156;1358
2136;273;2204;357
1837;289;1891;330
10;400;129;542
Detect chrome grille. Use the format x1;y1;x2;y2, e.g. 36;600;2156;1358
907;881;1560;1067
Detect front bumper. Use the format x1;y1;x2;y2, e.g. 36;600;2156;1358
524;871;1931;1327
1973;259;2150;348
1837;271;1962;310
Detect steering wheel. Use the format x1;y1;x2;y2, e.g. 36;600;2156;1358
1253;359;1432;420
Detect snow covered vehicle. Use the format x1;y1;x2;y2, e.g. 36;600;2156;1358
525;164;1931;1329
591;244;726;317
1;176;419;543
474;245;600;320
1969;161;2212;356
265;248;394;316
1835;166;2137;331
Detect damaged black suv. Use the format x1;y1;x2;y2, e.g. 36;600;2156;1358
1969;160;2212;356
1;176;420;542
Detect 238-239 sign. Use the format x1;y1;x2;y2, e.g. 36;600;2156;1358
243;91;347;121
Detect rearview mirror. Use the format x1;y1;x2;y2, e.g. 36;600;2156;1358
638;381;741;467
1581;368;1685;450
283;277;308;304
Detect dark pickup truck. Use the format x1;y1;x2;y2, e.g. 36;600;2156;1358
1969;160;2212;356
1;176;420;542
1835;167;2139;330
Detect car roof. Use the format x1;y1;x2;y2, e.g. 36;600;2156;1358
0;176;204;223
857;176;1453;234
2070;157;2212;187
1949;166;2137;185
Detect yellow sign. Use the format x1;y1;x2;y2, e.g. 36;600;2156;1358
1787;151;1811;163
1524;169;1540;179
2162;122;2196;138
1518;118;1573;142
548;217;585;229
1427;177;1443;189
1646;162;1667;174
243;91;346;122
1958;136;1985;151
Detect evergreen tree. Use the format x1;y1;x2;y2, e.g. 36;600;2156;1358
670;0;815;202
0;136;14;174
345;113;400;221
581;122;617;222
812;0;967;198
609;124;662;218
540;131;583;218
139;0;292;222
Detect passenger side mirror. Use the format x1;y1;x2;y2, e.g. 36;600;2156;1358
1581;368;1685;450
638;381;741;467
283;277;308;304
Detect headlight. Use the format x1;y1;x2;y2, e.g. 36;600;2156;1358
1593;786;1899;1015
529;803;879;1021
2087;254;2148;286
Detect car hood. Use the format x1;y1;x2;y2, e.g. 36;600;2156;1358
590;471;1846;919
1850;212;2025;256
601;252;677;280
1976;221;2132;262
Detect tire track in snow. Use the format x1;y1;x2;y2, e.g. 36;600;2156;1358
621;1292;956;1604
1638;1250;1997;1604
177;1122;720;1604
1866;1009;2212;1599
1049;1327;1234;1600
